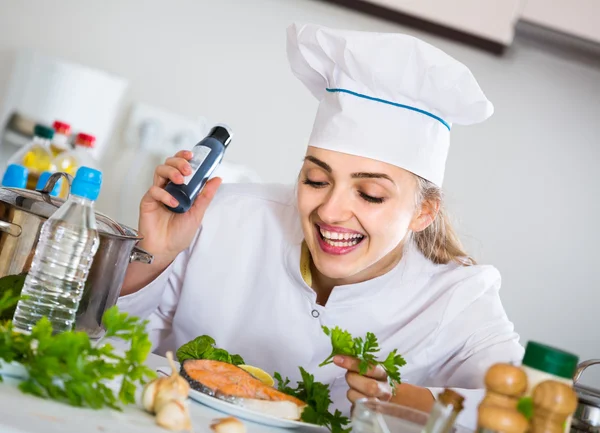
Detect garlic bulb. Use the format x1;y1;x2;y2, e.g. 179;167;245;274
156;399;192;431
210;417;246;433
142;351;192;431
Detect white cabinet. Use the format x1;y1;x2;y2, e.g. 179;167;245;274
519;0;600;43
337;0;597;49
364;0;523;45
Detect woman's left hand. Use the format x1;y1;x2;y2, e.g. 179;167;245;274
333;355;393;404
334;355;436;413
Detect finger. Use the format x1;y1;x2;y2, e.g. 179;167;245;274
334;356;387;380
164;156;193;176
189;177;222;223
347;388;368;405
155;165;187;186
174;150;193;160
147;185;179;208
153;156;193;188
346;372;392;401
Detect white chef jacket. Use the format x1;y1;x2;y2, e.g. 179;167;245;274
117;183;524;429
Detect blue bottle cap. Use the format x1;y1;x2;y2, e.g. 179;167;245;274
71;167;102;201
1;164;28;188
36;171;61;197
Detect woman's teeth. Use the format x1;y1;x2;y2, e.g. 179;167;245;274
319;228;364;247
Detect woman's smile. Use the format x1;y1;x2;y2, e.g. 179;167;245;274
314;222;366;255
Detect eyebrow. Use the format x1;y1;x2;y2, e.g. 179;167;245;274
304;156;396;185
304;156;332;172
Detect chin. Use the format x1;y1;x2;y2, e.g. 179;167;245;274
312;256;365;281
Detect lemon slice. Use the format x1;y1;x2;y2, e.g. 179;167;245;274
238;365;275;387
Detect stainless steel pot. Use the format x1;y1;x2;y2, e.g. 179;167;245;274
572;359;600;433
0;173;153;338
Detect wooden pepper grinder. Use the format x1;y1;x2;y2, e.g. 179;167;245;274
477;363;529;433
481;363;529;410
478;405;530;433
530;380;578;433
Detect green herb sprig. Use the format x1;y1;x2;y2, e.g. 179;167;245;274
176;335;244;365
274;368;351;433
0;290;156;410
319;326;407;390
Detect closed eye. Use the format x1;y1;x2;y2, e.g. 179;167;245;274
302;178;328;188
359;192;385;204
303;178;385;203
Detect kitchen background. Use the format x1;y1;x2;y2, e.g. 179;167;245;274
0;0;598;385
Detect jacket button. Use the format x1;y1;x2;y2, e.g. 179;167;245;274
311;309;320;318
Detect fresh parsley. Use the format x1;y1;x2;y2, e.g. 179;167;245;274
274;367;351;433
176;335;245;365
273;326;407;432
0;290;156;410
0;274;26;321
319;325;406;390
517;396;534;420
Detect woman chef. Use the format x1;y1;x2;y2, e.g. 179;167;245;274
118;23;524;428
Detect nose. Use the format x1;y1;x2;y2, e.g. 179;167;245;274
317;186;353;224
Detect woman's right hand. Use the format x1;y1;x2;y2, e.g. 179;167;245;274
121;150;222;295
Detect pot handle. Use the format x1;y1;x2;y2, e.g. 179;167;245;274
38;172;73;204
573;359;600;383
130;245;154;264
0;220;22;237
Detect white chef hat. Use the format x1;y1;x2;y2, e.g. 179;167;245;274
286;23;494;187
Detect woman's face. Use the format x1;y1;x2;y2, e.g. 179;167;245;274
297;147;433;284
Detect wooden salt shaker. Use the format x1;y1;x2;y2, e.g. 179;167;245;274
530;380;578;433
481;363;529;410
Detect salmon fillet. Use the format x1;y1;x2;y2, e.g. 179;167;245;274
180;359;305;407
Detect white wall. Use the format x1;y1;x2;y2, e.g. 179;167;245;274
0;0;599;386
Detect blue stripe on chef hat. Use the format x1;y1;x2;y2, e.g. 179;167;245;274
325;88;451;131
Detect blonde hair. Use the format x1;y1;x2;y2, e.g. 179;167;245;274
412;176;476;266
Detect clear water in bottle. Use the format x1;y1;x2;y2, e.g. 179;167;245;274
12;167;102;334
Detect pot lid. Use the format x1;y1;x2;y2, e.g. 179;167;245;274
0;186;140;239
573;359;600;432
576;383;600;408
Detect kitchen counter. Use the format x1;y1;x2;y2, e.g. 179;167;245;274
0;352;293;433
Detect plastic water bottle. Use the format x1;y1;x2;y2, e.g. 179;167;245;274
12;167;102;334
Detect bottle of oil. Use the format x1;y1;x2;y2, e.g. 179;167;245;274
7;124;55;190
50;120;72;157
52;133;99;198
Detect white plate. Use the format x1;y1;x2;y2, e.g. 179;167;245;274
0;359;28;380
157;366;327;431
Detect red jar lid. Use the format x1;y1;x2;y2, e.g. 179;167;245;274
76;133;96;148
52;120;71;135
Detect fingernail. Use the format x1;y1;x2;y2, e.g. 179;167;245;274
334;355;343;364
171;198;178;206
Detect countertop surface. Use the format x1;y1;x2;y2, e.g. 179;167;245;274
0;351;316;433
